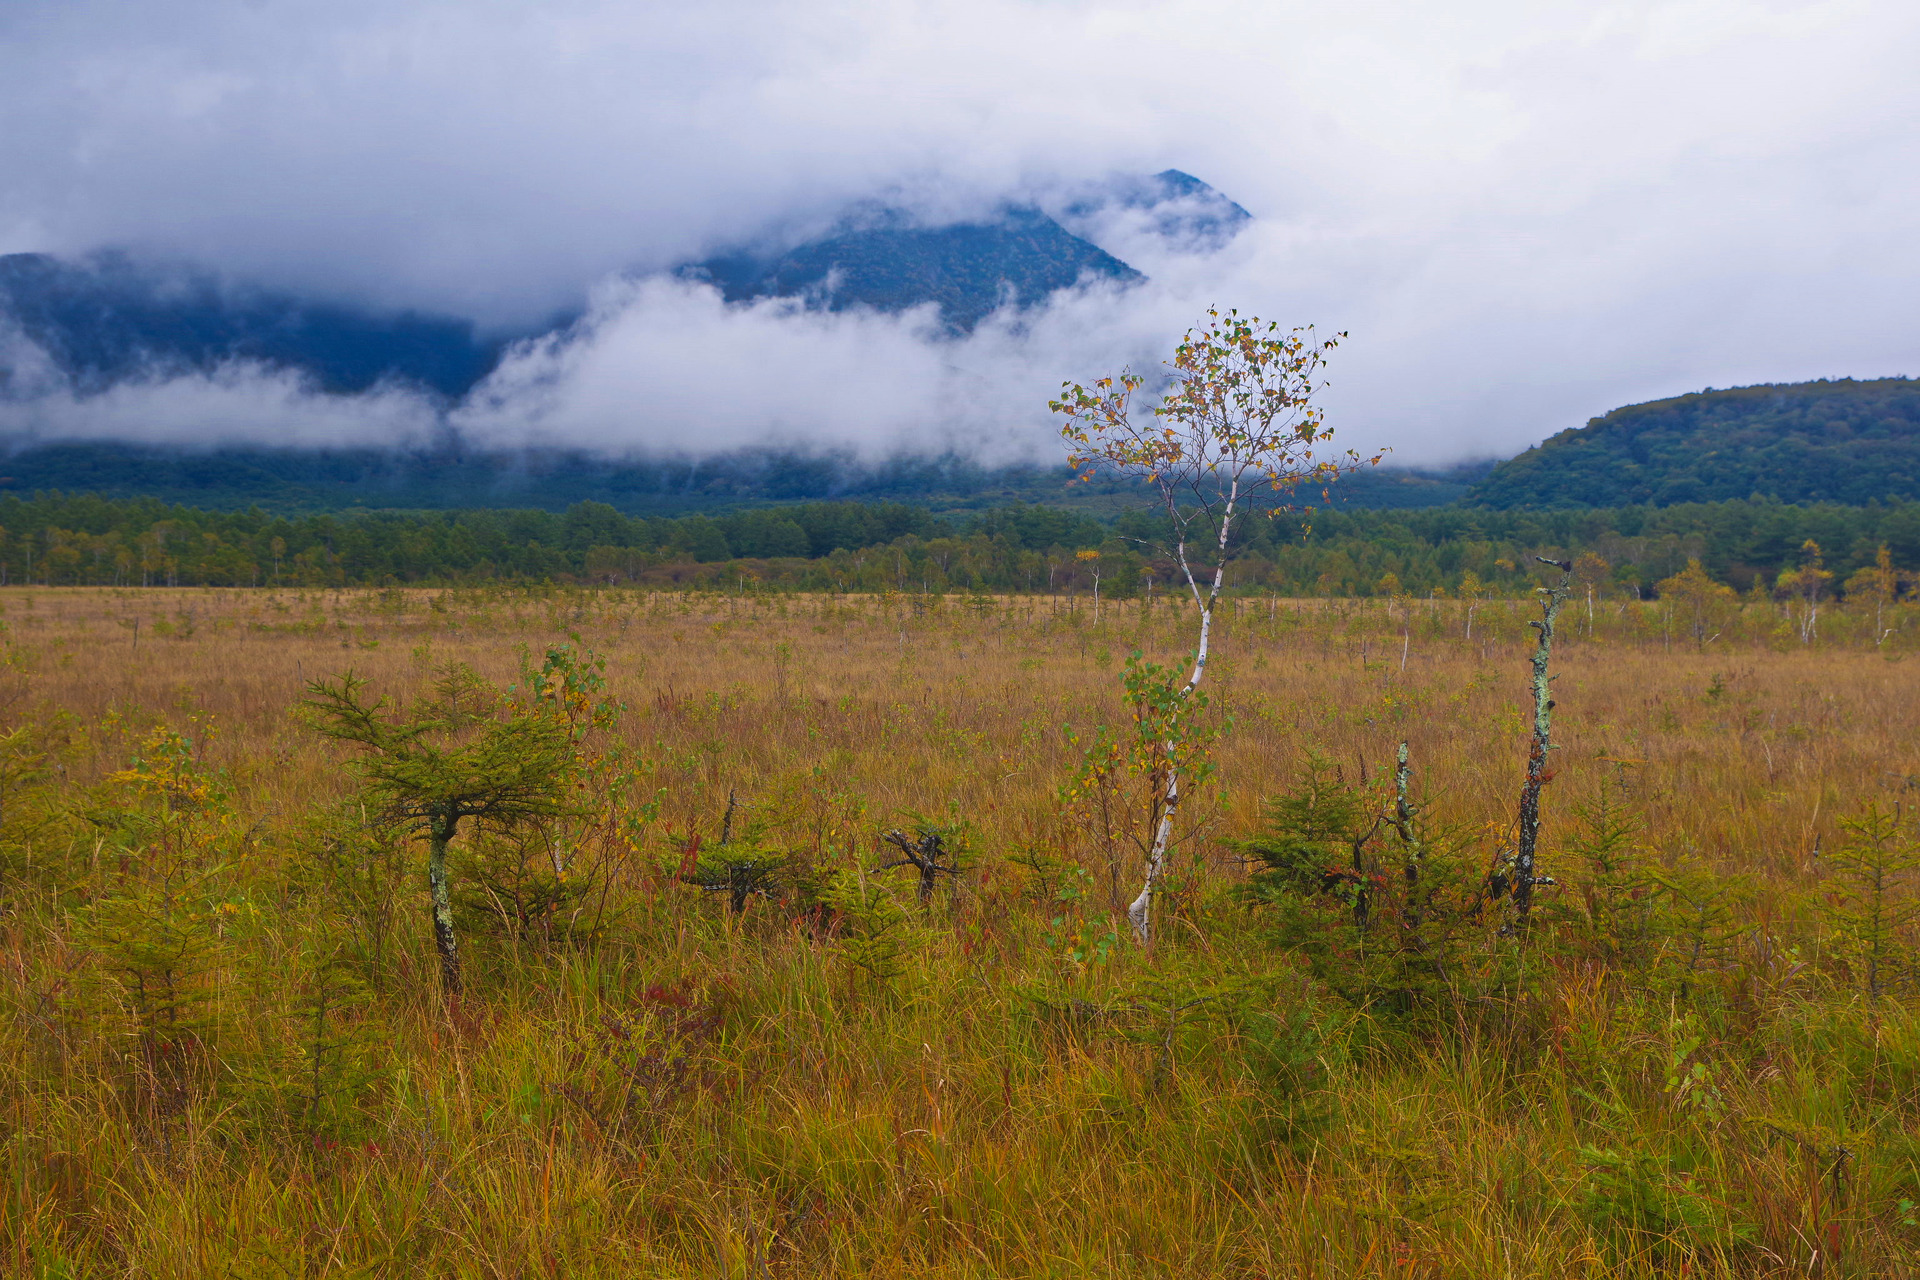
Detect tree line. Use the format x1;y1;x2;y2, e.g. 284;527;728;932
0;490;1914;599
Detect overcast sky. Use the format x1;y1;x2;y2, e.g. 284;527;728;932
2;0;1916;464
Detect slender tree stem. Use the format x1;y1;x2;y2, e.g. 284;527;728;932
1392;741;1418;884
1513;563;1573;922
427;812;462;994
1129;481;1236;943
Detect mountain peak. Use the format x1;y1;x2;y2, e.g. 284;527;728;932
1059;170;1253;251
681;203;1143;334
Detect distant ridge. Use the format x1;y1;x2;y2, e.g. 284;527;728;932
0;252;500;399
1468;378;1920;509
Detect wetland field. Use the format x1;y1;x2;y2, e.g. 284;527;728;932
3;584;1917;1278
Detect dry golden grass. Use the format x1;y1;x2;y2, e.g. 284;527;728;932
8;585;1905;854
1;583;1916;1277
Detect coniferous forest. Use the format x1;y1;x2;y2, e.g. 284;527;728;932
1;490;1918;603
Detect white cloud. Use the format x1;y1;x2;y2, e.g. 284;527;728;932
1;0;1916;465
0;324;440;449
452;273;1161;463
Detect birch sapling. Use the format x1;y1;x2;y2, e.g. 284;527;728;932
1052;308;1377;944
1512;559;1573;923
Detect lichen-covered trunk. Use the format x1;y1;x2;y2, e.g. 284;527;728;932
1513;573;1571;921
427;812;462;994
1393;741;1419;888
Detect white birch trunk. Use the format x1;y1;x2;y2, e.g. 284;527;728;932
1126;479;1236;944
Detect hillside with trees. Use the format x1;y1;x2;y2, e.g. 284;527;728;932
1469;377;1920;508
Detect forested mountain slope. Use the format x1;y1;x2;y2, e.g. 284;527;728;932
687;206;1140;333
1469;378;1920;508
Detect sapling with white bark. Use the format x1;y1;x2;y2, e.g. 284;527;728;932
1052;308;1375;943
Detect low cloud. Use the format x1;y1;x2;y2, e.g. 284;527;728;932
0;324;441;450
453;274;1167;464
2;0;1917;466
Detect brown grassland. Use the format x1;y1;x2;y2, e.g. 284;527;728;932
2;582;1918;1277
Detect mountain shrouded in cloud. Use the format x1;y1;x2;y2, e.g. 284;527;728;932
1;0;1918;470
0;175;1248;405
0;172;1241;458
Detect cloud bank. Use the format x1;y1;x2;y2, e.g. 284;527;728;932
0;317;441;449
2;0;1918;466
